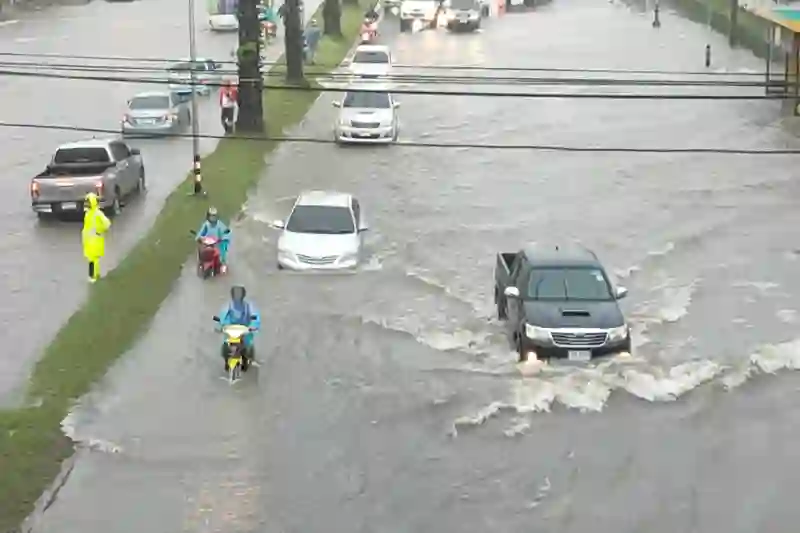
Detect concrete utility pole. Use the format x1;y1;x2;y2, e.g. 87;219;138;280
653;0;661;27
729;0;739;46
188;0;204;195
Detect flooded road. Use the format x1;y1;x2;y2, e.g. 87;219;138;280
0;0;239;401
28;1;800;531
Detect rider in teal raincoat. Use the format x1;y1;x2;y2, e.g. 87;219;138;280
216;285;261;370
196;207;231;271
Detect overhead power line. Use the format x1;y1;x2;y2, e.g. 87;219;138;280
0;68;787;99
0;60;784;89
4;121;800;155
0;50;771;77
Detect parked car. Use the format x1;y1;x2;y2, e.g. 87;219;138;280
30;139;146;219
272;191;368;271
332;87;400;144
121;91;191;137
166;58;221;96
494;244;631;362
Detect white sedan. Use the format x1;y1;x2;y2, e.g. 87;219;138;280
273;191;368;271
345;44;392;81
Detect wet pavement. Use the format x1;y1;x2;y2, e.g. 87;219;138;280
0;0;300;402
26;1;800;531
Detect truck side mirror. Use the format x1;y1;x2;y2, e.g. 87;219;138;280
615;286;628;299
504;286;520;299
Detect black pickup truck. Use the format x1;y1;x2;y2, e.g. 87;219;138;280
494;244;631;362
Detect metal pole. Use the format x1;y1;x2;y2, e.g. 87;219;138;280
188;0;204;195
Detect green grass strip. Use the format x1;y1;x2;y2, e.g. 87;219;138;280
0;4;364;529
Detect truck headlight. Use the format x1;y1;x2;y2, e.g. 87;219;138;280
607;325;629;342
525;324;550;341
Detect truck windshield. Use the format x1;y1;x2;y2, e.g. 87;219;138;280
53;147;110;164
286;205;355;234
526;267;613;301
450;0;477;8
343;91;391;108
130;96;170;110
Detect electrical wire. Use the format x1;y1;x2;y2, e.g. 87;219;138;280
0;68;787;99
0;50;773;77
4;120;799;154
0;59;784;88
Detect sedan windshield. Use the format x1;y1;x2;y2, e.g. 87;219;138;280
130;96;170;110
343;91;391;109
286;205;355;234
526;267;613;301
450;0;478;8
353;51;389;64
168;61;205;73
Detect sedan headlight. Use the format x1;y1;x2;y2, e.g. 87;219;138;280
607;324;629;342
525;324;551;341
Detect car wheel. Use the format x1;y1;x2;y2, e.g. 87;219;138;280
136;169;147;194
105;196;122;217
276;263;284;270
399;19;409;32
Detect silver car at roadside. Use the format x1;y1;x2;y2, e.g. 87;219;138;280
121;91;191;137
272;191;369;271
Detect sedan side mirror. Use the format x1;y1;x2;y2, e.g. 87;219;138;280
504;286;520;299
393;102;401;108
212;315;221;322
130;148;141;156
271;219;285;229
342;60;351;67
358;225;369;232
332;101;341;108
615;286;628;299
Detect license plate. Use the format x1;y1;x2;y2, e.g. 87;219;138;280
60;202;78;210
568;350;591;362
140;119;156;125
227;357;241;370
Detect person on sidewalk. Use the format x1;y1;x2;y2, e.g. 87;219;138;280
82;192;111;283
219;79;238;134
304;18;321;64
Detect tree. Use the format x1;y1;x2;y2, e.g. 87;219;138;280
283;0;306;83
236;0;265;132
323;0;342;36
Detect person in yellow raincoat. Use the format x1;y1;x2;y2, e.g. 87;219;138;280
82;192;111;283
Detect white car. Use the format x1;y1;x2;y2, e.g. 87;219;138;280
399;0;440;31
346;45;392;80
273;191;368;271
333;88;399;144
209;13;238;31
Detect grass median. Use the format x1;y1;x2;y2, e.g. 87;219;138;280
0;3;364;530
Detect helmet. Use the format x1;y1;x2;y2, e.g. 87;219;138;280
85;192;99;210
230;285;246;302
206;206;218;222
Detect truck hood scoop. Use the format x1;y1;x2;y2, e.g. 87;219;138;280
561;309;590;317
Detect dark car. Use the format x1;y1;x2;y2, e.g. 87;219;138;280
494;244;631;362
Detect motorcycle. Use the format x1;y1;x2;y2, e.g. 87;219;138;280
189;229;229;278
213;316;257;383
360;19;378;43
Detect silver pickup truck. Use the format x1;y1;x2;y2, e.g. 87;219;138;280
30;138;146;219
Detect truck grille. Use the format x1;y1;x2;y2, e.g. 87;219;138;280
351;121;380;128
297;254;338;265
550;331;608;348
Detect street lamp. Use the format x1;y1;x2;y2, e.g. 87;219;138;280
188;0;205;195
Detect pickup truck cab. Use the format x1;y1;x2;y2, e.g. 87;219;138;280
399;0;440;31
30;139;146;219
494;244;631;362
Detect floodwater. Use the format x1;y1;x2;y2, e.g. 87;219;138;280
26;0;800;532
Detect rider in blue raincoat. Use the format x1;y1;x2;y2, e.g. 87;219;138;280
196;207;231;272
216;285;261;370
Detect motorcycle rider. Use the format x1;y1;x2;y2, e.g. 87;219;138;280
219;79;238;134
216;285;261;371
196;207;231;273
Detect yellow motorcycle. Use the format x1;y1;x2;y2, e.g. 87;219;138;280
212;317;254;383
